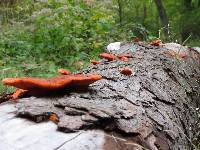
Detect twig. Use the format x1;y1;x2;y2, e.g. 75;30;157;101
111;134;119;143
105;133;150;150
158;24;171;39
125;142;150;150
111;134;123;149
159;26;166;39
53;132;83;150
105;133;127;142
182;34;192;46
177;34;192;54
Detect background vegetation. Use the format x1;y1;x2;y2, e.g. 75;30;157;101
0;0;199;95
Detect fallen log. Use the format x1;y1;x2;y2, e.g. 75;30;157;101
0;42;200;150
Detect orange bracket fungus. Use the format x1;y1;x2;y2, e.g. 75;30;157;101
117;53;133;62
164;50;187;60
150;39;162;46
133;37;140;42
120;56;129;62
99;53;116;61
49;113;59;123
90;60;100;65
117;54;133;59
120;67;133;76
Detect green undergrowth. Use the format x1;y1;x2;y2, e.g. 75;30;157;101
0;0;113;94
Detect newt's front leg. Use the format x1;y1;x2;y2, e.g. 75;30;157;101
11;89;28;101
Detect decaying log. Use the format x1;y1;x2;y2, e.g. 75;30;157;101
1;43;200;150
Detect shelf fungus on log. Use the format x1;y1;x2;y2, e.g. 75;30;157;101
99;53;116;61
90;60;101;65
120;67;133;76
49;113;59;123
117;53;133;62
119;56;129;62
150;39;162;46
117;53;133;59
133;37;140;42
165;50;187;60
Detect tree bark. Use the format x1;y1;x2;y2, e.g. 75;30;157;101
154;0;170;39
1;43;200;150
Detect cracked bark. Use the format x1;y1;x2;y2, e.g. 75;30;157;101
6;43;200;150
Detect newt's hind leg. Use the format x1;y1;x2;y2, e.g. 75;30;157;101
58;69;71;75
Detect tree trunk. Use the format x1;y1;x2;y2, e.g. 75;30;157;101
180;0;200;41
117;0;123;26
154;0;170;39
143;0;147;24
0;0;16;6
183;0;192;10
0;43;200;150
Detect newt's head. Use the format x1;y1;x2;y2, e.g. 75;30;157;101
2;78;21;86
2;77;45;90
